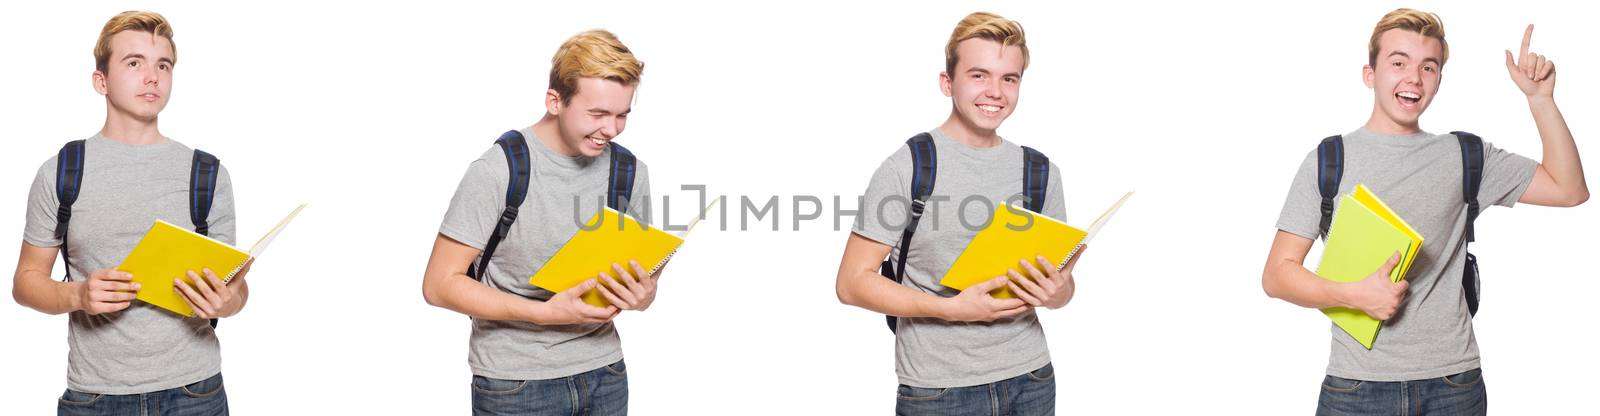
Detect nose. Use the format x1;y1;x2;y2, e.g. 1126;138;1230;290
600;116;624;139
142;65;159;86
982;77;1003;99
1404;65;1424;86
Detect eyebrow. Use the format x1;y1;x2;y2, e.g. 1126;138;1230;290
1386;51;1441;66
965;67;1023;79
119;54;174;66
587;108;632;115
960;67;1024;80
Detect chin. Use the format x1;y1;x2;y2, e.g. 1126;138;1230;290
131;111;162;122
1389;110;1423;125
963;115;1005;132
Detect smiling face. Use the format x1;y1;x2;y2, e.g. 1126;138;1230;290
548;77;636;158
1363;29;1444;134
941;38;1025;139
94;30;174;123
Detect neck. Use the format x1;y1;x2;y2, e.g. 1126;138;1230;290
100;108;166;145
1362;109;1422;136
530;114;581;157
938;111;1001;148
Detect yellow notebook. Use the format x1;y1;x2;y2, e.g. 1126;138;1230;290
530;199;719;307
119;204;307;317
939;192;1132;298
1315;186;1422;349
1351;184;1424;280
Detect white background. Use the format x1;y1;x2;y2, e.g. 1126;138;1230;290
2;1;1595;414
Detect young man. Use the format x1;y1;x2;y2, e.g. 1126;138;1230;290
835;12;1085;415
12;11;250;415
1262;9;1587;415
421;29;659;415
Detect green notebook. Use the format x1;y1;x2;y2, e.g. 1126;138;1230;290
1315;189;1419;349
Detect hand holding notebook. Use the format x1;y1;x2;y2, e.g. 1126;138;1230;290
1004;245;1090;309
170;260;253;319
533;278;623;325
940;192;1132;299
938;275;1030;322
1314;185;1422;349
591;259;660;311
1335;252;1408;322
530;198;720;308
119;203;307;317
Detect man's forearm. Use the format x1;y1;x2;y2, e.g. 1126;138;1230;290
14;271;80;315
424;271;539;322
1263;258;1345;310
1530;96;1589;202
838;269;947;320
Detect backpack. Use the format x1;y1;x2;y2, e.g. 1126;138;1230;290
466;129;639;281
878;132;1051;331
1315;131;1486;316
55;139;224;327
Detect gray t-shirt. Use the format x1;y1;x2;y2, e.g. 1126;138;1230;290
24;134;235;394
440;126;650;381
1275;128;1537;381
853;128;1065;388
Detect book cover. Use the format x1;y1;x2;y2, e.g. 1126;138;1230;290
1316;192;1418;349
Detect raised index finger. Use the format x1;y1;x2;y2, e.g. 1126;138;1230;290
1520;24;1534;58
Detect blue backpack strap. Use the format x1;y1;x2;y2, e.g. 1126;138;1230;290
190;150;221;237
469;130;533;281
1453;131;1485;316
881;133;936;332
188;149;222;328
1315;135;1344;240
1452;132;1485;242
1021;146;1050;213
607;143;638;213
55;140;87;282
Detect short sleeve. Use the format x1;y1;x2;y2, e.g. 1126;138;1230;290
205;165;237;246
1476;139;1538;208
851;147;911;246
439;148;508;250
1042;163;1066;222
1274;150;1322;240
23;158;61;248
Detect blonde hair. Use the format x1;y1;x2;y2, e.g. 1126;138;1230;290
945;12;1029;76
548;29;644;104
94;11;175;74
1369;8;1448;67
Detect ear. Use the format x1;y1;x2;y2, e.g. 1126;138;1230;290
939;71;954;97
1362;64;1375;89
92;70;109;96
545;89;563;115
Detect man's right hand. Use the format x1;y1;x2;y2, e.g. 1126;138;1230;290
937;276;1029;322
530;279;620;325
75;268;139;315
1335;253;1409;320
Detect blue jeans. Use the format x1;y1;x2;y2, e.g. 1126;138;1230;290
1316;368;1486;416
896;363;1055;416
472;360;629;416
56;373;228;416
